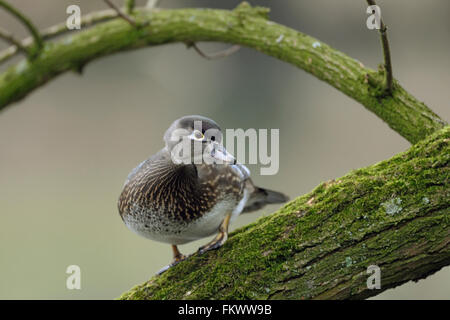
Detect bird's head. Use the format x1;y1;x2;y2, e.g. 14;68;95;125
163;115;236;165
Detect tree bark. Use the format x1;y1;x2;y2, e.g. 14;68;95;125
120;126;449;300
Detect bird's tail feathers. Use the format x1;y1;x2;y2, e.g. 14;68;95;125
242;187;289;213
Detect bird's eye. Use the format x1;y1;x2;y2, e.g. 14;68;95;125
193;130;204;140
211;136;215;141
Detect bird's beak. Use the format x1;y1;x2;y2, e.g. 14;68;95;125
209;142;236;165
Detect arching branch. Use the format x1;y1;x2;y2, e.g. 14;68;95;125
0;3;445;144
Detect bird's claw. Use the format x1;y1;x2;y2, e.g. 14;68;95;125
156;254;187;275
198;234;227;254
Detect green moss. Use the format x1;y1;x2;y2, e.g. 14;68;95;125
118;127;449;300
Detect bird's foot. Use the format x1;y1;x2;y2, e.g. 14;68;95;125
156;254;188;275
198;232;228;254
171;253;187;266
156;265;171;275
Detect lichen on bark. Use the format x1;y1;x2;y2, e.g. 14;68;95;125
120;126;449;300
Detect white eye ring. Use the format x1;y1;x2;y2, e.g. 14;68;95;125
192;130;204;141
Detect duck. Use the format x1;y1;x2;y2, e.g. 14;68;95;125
118;115;288;270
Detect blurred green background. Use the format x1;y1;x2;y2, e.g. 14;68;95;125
0;0;449;299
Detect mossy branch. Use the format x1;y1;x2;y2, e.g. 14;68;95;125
0;3;446;143
120;126;449;300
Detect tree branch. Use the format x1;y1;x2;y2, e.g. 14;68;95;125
366;0;393;94
0;26;29;55
103;0;137;27
0;9;121;64
186;42;241;60
120;126;449;300
0;0;43;55
0;3;445;143
126;0;135;14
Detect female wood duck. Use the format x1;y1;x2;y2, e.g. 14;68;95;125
118;115;288;270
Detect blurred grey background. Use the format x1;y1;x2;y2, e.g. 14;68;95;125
0;0;449;299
